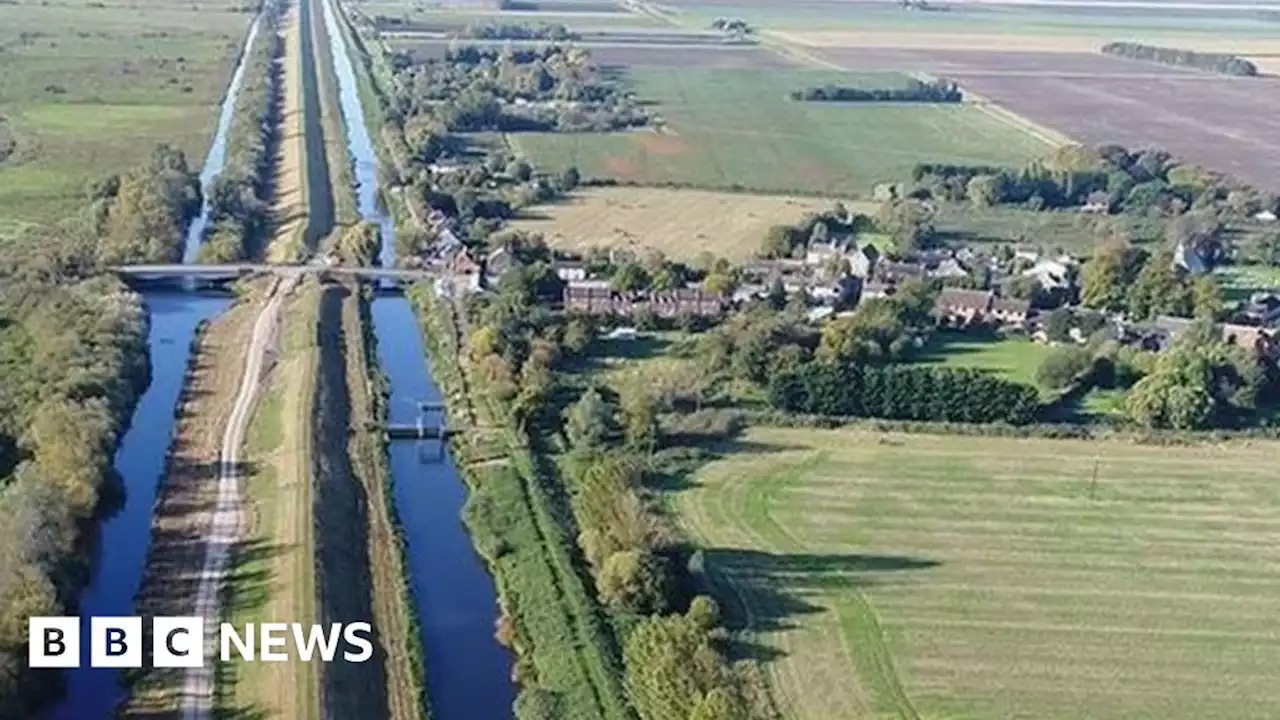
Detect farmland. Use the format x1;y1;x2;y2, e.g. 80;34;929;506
674;427;1280;719
0;0;256;226
507;68;1054;196
508;186;855;261
813;46;1280;193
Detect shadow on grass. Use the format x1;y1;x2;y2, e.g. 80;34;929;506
702;548;940;640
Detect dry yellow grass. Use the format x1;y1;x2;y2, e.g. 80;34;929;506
776;29;1280;55
509;186;868;262
267;0;308;263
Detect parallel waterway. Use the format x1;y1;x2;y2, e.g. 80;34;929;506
320;0;517;715
50;11;261;716
182;12;264;263
47;295;231;720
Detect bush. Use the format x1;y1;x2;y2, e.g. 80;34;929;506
598;550;675;615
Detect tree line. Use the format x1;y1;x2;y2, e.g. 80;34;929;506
770;362;1041;424
908;143;1278;219
1102;42;1258;77
90;144;201;265
457;21;578;41
199;0;286;262
790;78;961;103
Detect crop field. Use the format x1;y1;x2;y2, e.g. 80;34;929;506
0;0;255;225
508;186;855;261
812;46;1280;193
674;427;1280;719
507;68;1053;196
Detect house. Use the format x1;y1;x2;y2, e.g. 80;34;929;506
848;244;879;279
1022;258;1075;292
1254;210;1278;223
1141;315;1278;359
649;287;726;318
990;296;1032;326
804;242;844;267
935;288;995;325
809;276;861;306
604;326;638;340
732;283;770;305
553;260;587;282
859;281;894;301
484;246;515;287
1236;292;1280;327
1171;233;1222;276
564;280;615;314
874;260;926;284
1080;191;1111;214
928;257;970;281
807;306;835;323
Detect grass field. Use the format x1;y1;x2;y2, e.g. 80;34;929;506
510;186;864;261
506;68;1054;196
1216;263;1280;303
0;0;254;226
933;204;1165;254
674;426;1280;719
916;333;1050;389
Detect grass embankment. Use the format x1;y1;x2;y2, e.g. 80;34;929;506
125;288;264;716
313;279;427;719
506;68;1053;197
268;0;336;261
219;278;321;719
311;0;360;230
674;426;1280;720
409;287;632;720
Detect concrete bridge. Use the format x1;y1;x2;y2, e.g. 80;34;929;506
111;263;438;286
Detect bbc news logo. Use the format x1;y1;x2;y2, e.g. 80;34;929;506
30;617;373;668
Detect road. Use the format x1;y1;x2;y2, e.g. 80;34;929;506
181;277;293;719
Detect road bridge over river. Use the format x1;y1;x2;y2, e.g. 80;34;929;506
112;262;438;285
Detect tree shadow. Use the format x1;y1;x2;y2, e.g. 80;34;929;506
700;548;941;640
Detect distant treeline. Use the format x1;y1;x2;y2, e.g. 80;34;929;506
1102;42;1258;77
200;0;286;262
790;78;962;103
770;362;1041;425
458;21;578;40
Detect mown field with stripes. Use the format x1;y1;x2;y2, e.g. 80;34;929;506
675;427;1280;719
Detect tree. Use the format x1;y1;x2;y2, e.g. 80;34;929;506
559;165;580;191
611;262;650;292
598;549;674;615
623;613;747;720
1035;345;1094;390
565;387;613;449
1043;307;1074;343
1125;251;1191;320
1081;238;1142;311
760;224;798;259
1192;275;1224;320
967;174;1003;207
816;298;910;363
620;388;659;453
875;199;934;252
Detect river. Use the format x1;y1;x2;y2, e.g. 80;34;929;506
182;12;264;264
47;295;231;720
48;9;262;716
319;0;516;716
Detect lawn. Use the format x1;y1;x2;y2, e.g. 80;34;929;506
510;186;866;261
917;332;1050;389
0;0;254;226
673;426;1280;719
505;68;1054;197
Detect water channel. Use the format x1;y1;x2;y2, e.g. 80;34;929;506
49;9;260;717
320;0;517;715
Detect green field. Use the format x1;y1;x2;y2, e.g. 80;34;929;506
0;0;253;225
933;204;1165;255
1216;263;1280;303
675;427;1280;719
507;68;1053;196
917;333;1050;389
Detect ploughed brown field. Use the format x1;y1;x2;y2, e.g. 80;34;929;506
818;47;1280;191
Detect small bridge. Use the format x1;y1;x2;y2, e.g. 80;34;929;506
112;263;437;287
380;402;453;441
